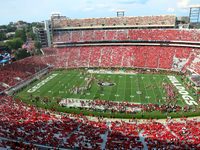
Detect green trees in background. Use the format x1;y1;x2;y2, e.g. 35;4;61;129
6;38;23;50
6;25;17;32
0;32;6;41
34;41;42;49
15;28;27;42
14;48;31;60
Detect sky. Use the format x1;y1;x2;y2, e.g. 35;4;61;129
0;0;199;25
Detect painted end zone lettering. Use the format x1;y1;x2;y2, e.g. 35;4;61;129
167;76;198;106
27;74;58;93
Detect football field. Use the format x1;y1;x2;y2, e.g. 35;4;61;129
16;69;197;107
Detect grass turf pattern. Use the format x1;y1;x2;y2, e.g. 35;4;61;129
17;69;197;107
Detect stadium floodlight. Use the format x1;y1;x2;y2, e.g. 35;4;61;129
116;9;125;17
188;5;200;23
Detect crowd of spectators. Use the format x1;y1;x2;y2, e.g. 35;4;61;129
53;29;200;43
189;53;200;75
0;57;46;86
191;75;200;87
52;15;176;28
0;56;48;92
42;46;195;72
0;95;200;149
59;98;183;114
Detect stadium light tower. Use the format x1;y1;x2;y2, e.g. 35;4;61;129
189;5;200;23
116;10;125;17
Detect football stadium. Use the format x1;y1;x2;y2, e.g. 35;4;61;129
1;6;200;149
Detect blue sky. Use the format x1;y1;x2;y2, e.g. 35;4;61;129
0;0;199;25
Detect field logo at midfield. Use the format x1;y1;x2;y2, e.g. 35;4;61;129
27;74;58;93
168;76;198;106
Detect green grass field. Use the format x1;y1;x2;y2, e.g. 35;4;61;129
17;69;197;107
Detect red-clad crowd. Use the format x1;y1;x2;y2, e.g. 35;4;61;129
42;46;198;73
0;56;48;91
53;29;200;43
0;95;200;149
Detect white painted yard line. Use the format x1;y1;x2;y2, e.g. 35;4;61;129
141;76;150;104
105;76;115;100
155;76;166;104
136;74;141;103
41;73;65;97
130;75;134;102
115;76;121;101
123;75;127;102
146;75;157;104
51;73;72;97
92;75;104;100
76;75;89;99
107;75;116;100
